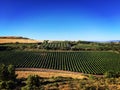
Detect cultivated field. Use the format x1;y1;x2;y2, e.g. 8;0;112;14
0;51;120;75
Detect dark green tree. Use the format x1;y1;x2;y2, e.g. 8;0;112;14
8;64;17;81
22;75;41;90
26;75;40;87
0;64;17;89
0;64;9;81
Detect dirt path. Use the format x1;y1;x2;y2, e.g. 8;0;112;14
16;68;87;79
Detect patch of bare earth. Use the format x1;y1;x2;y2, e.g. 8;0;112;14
16;68;87;79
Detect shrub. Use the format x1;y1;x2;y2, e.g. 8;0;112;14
0;81;6;89
6;80;16;89
22;75;41;90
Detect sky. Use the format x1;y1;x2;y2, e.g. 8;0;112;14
0;0;120;41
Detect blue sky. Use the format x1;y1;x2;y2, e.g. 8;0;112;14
0;0;120;41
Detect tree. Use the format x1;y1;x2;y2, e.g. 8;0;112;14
104;71;118;78
22;75;41;90
8;64;17;81
0;64;9;81
27;75;40;87
0;64;17;89
43;40;49;44
6;80;15;89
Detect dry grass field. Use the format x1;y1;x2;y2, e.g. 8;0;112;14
16;68;87;79
0;38;39;43
0;36;40;43
16;68;120;90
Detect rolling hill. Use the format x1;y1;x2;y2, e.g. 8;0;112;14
0;36;40;43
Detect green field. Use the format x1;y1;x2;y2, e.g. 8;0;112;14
0;51;120;74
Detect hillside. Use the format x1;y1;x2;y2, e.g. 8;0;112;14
0;36;40;43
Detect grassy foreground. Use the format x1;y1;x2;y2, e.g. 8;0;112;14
0;64;120;90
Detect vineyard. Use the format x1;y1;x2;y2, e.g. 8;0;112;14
0;51;120;74
40;42;71;50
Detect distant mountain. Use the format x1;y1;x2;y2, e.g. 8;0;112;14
0;36;29;39
109;40;120;42
91;40;120;43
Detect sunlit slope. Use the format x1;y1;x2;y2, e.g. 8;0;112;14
0;36;39;43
